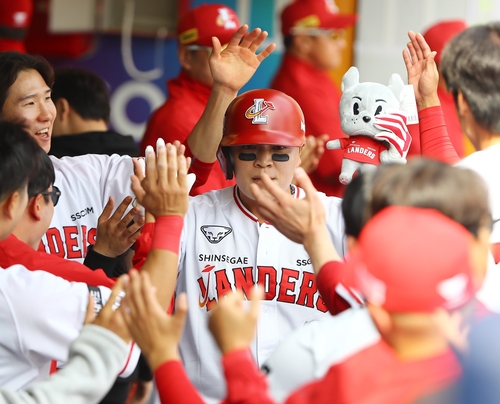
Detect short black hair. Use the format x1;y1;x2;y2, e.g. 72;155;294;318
52;67;111;122
0;52;54;113
341;172;370;238
0;120;43;202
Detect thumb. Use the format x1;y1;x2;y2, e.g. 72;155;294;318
249;285;264;320
211;36;222;57
173;293;189;325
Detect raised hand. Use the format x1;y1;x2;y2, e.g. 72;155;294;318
210;25;276;93
131;139;190;219
402;30;440;109
208;287;263;355
120;270;188;371
92;275;131;343
299;134;328;174
374;109;412;159
250;168;341;271
93;196;144;258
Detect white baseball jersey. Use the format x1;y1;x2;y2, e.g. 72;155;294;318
263;307;380;402
176;184;346;403
0;265;138;390
41;154;135;263
457;145;500;312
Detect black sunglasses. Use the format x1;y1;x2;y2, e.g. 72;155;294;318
39;186;61;207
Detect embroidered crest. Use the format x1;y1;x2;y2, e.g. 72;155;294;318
201;225;233;244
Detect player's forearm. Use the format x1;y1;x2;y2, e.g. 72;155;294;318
187;83;238;163
303;225;341;274
139;216;183;310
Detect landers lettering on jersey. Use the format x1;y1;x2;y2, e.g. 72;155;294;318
197;264;328;312
200;225;232;244
71;207;95;221
347;143;376;159
43;225;97;259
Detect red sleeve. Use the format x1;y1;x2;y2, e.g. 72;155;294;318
154;360;206;404
132;222;155;271
316;260;364;315
0;239;114;288
419;106;460;164
184;142;216;193
222;349;275;404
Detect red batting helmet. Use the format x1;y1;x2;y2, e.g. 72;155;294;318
218;89;306;179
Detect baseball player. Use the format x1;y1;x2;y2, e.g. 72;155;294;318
171;87;346;403
0;51;136;263
0;120;190;391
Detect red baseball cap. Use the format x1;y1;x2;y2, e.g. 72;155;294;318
423;20;467;65
177;3;240;47
347;206;476;313
281;0;356;36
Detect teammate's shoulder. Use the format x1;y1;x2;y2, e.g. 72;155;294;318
49;153;131;166
189;186;234;207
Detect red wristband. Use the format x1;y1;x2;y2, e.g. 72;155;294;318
151;216;184;253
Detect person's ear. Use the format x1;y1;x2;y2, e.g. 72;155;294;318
27;194;44;222
178;45;193;71
1;191;22;220
54;98;71;122
456;90;470;117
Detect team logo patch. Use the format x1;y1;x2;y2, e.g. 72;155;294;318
245;98;276;124
201;225;233;244
216;7;238;29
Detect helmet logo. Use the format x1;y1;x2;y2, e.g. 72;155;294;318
245;98;276;124
216;8;238;29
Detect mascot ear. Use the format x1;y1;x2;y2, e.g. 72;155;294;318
342;66;360;92
388;73;405;100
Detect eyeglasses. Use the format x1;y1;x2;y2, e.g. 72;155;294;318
290;27;346;41
39;186;61;207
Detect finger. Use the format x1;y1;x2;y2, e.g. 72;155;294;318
124;269;143;317
131;175;146;202
166;143;179;185
402;49;412;70
84;294;96;324
259;172;289;200
415;32;431;57
139;272;160;314
239;27;261;49
293;167;318;196
257;43;276;63
111;196;134;227
156;140;168;186
133;158;146;182
249;30;267;53
249;285;264;320
211;35;222;58
176;154;189;190
173;293;189;329
226;24;248;48
98;197;115;225
101;275;129;318
249;182;283;220
145;145;158;187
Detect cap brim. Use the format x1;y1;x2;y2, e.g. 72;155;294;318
324;14;357;29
